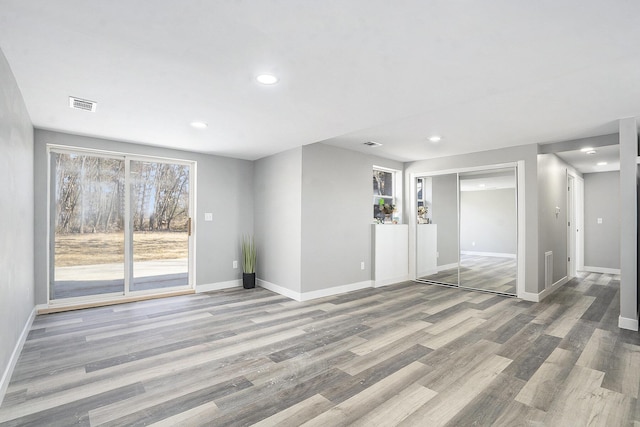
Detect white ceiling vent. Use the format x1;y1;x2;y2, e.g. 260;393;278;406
364;141;382;147
69;96;97;112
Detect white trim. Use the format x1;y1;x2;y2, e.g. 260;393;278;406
516;160;526;300
618;316;639;331
258;279;375;302
196;280;242;293
582;266;621;275
258;279;302;301
520;276;568;302
409;162;518;179
374;275;410;288
300;281;373;301
0;307;36;406
460;251;516;259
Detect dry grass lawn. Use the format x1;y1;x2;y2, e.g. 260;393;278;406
55;232;189;267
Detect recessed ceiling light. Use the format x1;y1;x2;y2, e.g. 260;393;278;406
190;121;208;129
580;147;594;152
597;161;608;166
479;183;486;188
256;74;279;85
586;150;597;155
428;135;442;142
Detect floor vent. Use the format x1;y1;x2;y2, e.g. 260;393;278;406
69;96;97;112
545;251;553;289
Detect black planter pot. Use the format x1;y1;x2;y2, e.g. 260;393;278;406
242;272;256;289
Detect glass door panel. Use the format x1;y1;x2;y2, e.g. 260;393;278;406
130;160;190;291
416;173;459;286
458;167;517;295
52;152;125;299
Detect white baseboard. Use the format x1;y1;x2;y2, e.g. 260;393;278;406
196;280;242;293
258;279;375;302
618;316;639;331
0;307;36;406
461;251;517;259
582;266;621;275
519;276;568;302
300;281;373;301
258;279;302;301
374;275;410;288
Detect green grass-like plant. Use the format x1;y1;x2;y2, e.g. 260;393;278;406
242;235;256;274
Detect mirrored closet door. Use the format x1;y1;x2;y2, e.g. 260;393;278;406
415;173;459;287
458;168;517;295
415;166;518;296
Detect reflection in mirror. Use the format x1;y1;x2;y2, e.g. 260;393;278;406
416;173;459;286
459;167;517;295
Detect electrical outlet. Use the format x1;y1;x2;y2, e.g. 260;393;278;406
597;218;603;224
204;212;213;221
233;260;238;269
360;261;365;270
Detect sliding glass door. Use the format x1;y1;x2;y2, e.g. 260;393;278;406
50;148;193;303
131;160;190;291
52;152;126;299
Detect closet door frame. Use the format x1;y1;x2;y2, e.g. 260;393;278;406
409;161;525;298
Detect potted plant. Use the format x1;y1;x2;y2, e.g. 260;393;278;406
242;234;256;289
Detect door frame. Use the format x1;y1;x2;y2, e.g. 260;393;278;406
409;161;525;298
46;144;196;307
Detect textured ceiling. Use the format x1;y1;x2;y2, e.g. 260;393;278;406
0;1;639;161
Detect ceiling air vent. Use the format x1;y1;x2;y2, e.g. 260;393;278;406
69;96;97;112
364;141;382;147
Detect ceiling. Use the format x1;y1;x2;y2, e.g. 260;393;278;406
1;1;639;162
555;145;620;174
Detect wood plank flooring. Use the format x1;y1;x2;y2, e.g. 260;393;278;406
1;272;639;426
419;254;517;295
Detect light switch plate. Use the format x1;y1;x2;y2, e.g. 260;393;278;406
597;218;603;224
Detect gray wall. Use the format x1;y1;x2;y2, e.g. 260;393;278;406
431;174;459;266
254;147;302;293
300;143;402;293
618;118;637;327
460;188;517;254
34;130;254;303
405;144;540;293
583;172;620;269
0;49;34;393
537;153;575;284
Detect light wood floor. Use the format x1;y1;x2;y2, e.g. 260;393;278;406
459;255;516;295
419;254;517;295
1;272;639;426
